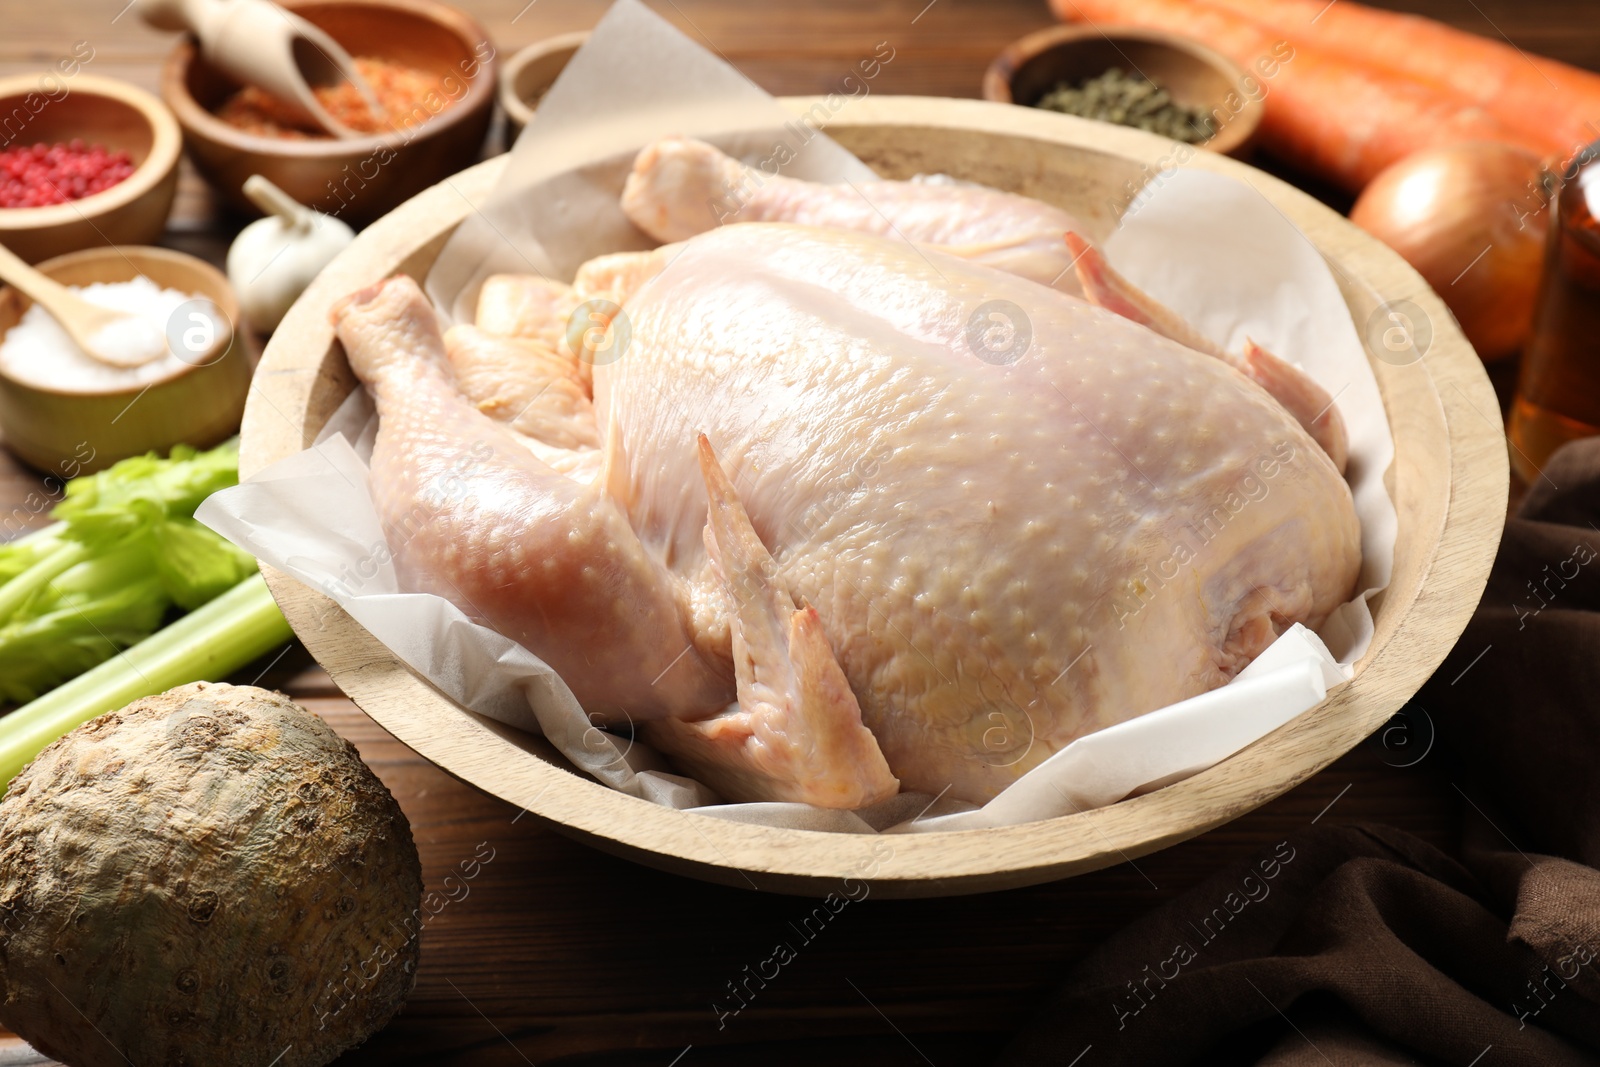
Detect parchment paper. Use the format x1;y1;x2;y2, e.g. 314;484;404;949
424;0;876;324
198;0;1397;834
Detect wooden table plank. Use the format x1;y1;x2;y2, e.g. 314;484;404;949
0;0;1580;1061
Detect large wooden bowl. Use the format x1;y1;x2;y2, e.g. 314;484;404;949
243;98;1507;897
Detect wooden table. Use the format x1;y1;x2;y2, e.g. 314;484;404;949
0;1;1584;1063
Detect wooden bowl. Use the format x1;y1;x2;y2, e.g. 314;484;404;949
498;31;588;146
0;75;181;264
243;97;1506;897
984;25;1264;158
0;246;250;475
160;0;496;229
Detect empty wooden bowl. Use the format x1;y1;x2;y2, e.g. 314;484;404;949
160;0;496;228
0;75;181;264
0;246;250;475
499;31;588;145
984;25;1265;158
243;97;1505;897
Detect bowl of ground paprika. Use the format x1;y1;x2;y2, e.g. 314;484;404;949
160;0;496;229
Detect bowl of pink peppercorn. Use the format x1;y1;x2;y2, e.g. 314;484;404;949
0;73;181;263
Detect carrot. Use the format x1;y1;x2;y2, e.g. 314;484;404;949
1200;0;1600;157
1051;0;1563;191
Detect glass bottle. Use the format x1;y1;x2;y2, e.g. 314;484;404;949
1509;142;1600;483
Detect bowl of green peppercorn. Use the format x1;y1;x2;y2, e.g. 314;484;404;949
983;24;1264;158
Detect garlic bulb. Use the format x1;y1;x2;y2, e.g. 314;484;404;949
226;175;354;333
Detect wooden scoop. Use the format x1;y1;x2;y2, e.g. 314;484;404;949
140;0;382;139
0;242;168;368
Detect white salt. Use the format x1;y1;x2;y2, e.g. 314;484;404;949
84;317;167;368
0;276;222;392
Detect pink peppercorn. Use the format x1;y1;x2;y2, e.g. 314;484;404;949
0;140;136;209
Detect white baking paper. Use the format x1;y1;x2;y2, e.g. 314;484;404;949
197;0;1397;834
423;0;875;325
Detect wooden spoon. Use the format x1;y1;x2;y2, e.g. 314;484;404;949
140;0;381;140
0;243;167;368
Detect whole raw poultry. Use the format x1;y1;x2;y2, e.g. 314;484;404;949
332;138;1361;809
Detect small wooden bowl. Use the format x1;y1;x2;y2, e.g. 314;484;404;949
0;246;250;475
0;75;181;264
244;98;1506;897
160;0;496;229
498;31;588;146
984;25;1264;158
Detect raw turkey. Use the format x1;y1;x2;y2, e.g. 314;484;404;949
332;157;1361;810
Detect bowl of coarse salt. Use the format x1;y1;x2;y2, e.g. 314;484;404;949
0;246;249;475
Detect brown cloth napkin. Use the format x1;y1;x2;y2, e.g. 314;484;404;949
997;440;1600;1067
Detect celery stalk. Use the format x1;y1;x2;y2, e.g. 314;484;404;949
2;521;66;553
0;521;67;584
0;441;257;703
0;573;293;788
0;542;91;624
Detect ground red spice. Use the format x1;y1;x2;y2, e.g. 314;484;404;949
213;55;457;139
0;140;135;208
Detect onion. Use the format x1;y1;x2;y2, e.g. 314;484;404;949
1350;141;1549;362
